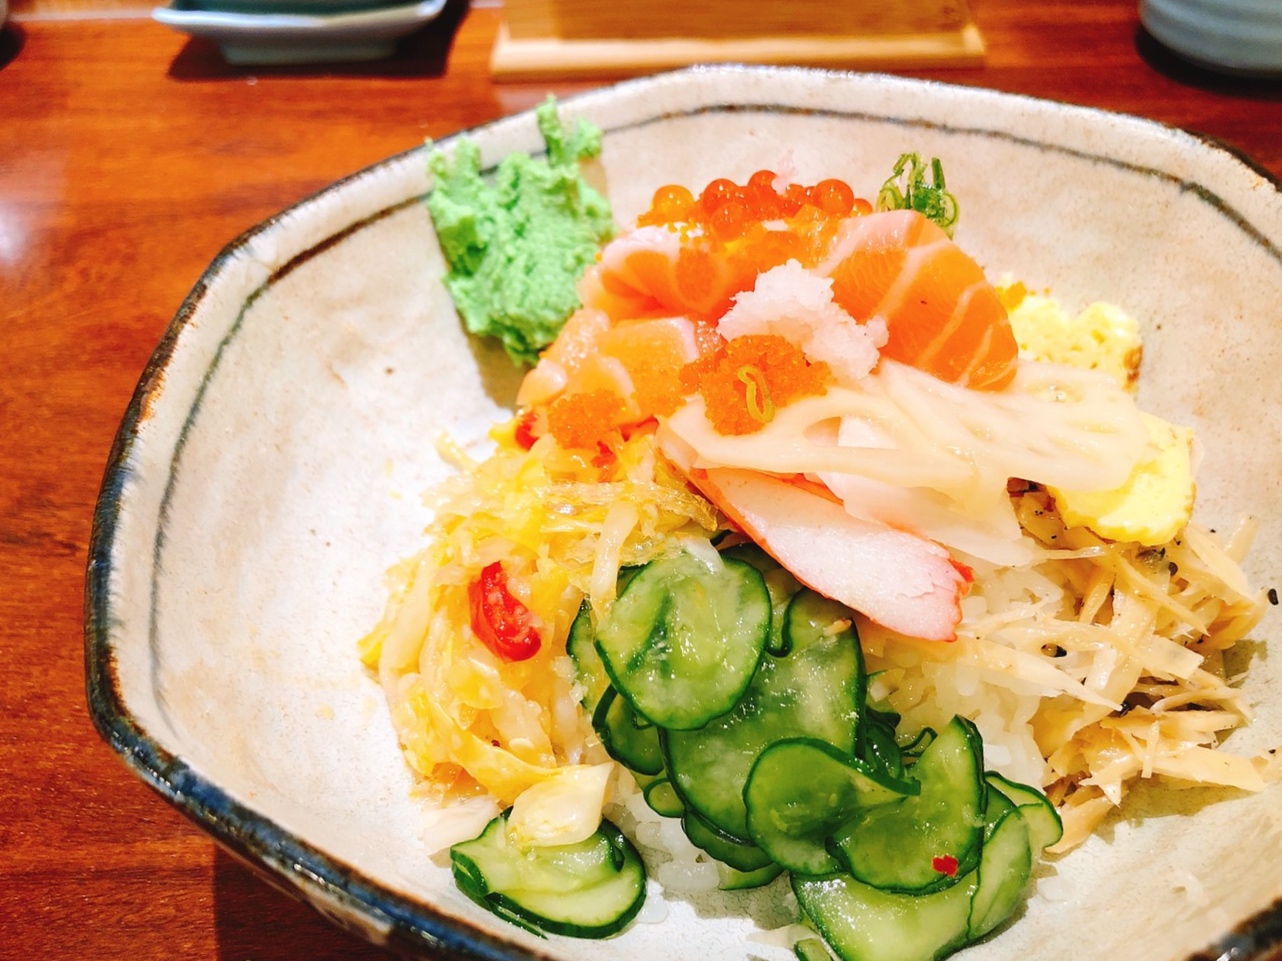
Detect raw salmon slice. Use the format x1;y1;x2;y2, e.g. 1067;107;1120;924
597;316;702;418
584;225;756;321
822;210;1017;390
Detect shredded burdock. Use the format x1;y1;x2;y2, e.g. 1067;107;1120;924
861;485;1270;852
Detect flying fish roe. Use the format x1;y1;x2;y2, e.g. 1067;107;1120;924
680;334;831;435
546;389;626;450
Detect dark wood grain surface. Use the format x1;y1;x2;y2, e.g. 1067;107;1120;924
1;2;1279;958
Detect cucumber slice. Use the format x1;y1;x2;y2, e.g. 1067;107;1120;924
719;861;785;891
860;709;906;781
595;550;771;730
450;811;647;939
567;566;645;712
985;772;1064;852
744;738;917;876
793;869;977;961
643;778;685;818
832;716;985;894
593;687;664;776
967;792;1033;940
795;937;836;961
899;726;936;759
567;600;610;712
664;589;865;839
682;809;775;872
721;542;800;655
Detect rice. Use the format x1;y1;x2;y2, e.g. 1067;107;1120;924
608;773;721;894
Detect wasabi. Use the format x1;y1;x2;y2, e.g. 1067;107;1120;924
426;97;614;366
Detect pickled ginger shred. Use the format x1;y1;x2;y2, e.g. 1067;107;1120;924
361;422;718;808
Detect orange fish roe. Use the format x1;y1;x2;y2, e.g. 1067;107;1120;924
681;334;832;435
546;389;626;450
639;170;871;243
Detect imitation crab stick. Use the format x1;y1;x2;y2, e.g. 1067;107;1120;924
688;467;970;641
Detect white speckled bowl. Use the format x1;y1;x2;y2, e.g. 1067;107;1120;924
88;66;1282;961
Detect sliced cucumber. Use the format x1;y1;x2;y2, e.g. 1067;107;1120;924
567;600;610;712
860;709;906;781
967;792;1032;940
643;777;684;818
793;869;977;961
593;687;664;776
899;726;937;759
720;542;800;655
664;589;865;839
594;550;771;730
744;738;917;876
795;937;836;961
682;809;775;872
985;771;1063;852
832;716;986;894
719;861;785;891
450;811;647;939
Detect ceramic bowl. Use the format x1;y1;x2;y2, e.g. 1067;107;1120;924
87;66;1282;961
1140;0;1282;76
151;0;446;65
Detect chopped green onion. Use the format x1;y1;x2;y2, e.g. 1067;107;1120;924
876;153;960;238
738;365;775;424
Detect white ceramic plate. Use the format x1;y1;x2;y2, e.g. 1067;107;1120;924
152;0;446;65
87;66;1282;961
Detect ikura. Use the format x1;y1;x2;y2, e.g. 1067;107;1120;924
468;561;542;661
637;170;871;240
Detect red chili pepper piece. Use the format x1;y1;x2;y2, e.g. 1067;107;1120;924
932;854;960;877
513;410;539;451
468;561;542;661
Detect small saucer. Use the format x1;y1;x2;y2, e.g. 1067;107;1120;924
152;0;447;65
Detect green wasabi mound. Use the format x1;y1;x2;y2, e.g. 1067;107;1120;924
426;97;615;366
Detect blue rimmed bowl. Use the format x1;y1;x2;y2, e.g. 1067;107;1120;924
87;65;1282;961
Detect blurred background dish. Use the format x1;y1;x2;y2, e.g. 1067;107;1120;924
166;0;409;15
1140;0;1282;75
151;0;446;64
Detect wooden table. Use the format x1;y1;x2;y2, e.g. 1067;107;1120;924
1;2;1280;958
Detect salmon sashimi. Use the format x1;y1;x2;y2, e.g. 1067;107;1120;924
688;467;969;641
520;312;710;450
516;307;611;408
818;209;1018;390
596;316;703;418
581;225;758;321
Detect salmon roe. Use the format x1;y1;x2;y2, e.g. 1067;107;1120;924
680;334;832;435
638;170;871;242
